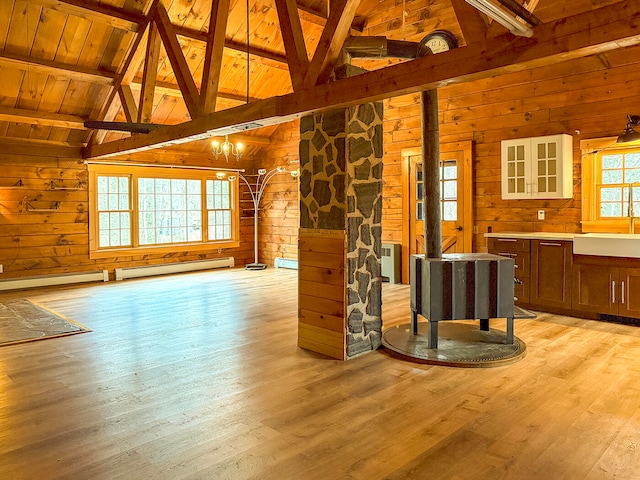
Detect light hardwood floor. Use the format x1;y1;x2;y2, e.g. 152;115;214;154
1;267;640;479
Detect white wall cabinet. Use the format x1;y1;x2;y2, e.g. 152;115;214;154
501;134;573;199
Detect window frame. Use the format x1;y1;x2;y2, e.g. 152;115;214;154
88;164;240;259
581;137;640;233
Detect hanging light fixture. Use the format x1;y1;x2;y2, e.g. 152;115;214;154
211;135;243;162
617;115;640;144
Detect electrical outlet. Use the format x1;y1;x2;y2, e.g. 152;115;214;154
0;264;3;273
538;210;545;220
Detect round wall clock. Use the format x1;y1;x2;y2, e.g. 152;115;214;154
420;30;458;54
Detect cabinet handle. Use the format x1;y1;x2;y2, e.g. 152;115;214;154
622;281;625;305
497;238;517;242
612;281;616;304
540;242;562;246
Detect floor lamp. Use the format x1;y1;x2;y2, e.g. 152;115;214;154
232;166;298;270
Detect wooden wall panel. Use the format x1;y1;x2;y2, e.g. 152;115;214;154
253;119;300;268
0;146;255;280
382;44;640;254
297;228;346;360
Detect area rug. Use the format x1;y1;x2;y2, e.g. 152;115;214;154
0;299;91;347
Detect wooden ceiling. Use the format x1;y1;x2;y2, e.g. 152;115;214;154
0;0;634;159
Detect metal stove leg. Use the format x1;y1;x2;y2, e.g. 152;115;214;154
506;317;514;344
411;310;418;335
427;320;438;349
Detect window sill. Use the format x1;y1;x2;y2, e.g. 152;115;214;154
89;241;241;260
582;219;638;234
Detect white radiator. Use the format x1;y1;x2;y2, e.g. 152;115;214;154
0;270;109;291
381;243;401;284
115;257;235;281
274;257;298;270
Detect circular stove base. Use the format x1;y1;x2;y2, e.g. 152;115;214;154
382;321;527;368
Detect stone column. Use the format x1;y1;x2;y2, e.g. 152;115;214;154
298;101;383;359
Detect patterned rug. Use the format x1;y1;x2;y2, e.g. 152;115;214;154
0;299;91;346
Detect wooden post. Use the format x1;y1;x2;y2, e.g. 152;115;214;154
421;88;441;259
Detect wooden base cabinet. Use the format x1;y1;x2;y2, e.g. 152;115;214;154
572;264;618;315
531;240;572;310
619;268;640;318
572;260;640;319
487;237;530;304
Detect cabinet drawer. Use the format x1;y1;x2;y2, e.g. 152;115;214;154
488;237;530;253
515;277;530;305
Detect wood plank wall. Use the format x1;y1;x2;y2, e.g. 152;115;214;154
0;146;255;280
382;43;640;252
254;119;300;268
298;228;346;360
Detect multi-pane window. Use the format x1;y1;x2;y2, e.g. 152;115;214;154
90;166;238;255
97;176;131;248
415;161;458;221
206;180;232;240
597;151;640;218
138;178;202;245
441;161;457;221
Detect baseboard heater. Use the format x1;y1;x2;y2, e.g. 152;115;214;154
114;257;235;281
0;270;109;292
274;257;298;270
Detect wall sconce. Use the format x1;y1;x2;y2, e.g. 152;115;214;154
212;135;243;162
617;115;640;144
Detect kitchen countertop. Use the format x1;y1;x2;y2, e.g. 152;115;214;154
485;232;577;241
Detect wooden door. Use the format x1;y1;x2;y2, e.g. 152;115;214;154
572;263;618;315
530;240;572;310
619;267;640;319
407;155;461;255
402;143;473;283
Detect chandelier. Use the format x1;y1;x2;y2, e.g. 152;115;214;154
212;135;243;162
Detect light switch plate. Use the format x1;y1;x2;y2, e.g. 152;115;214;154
537;210;545;220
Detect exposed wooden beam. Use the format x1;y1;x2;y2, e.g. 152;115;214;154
29;0;145;32
83;0;640;159
296;4;364;33
130;78;258;104
85;121;161;133
524;0;540;12
88;11;152;145
172;24;289;70
275;0;310;91
451;0;488;44
139;22;161;123
85;120;272;145
118;85;139;123
153;2;200;118
122;25;150;86
495;0;541;26
303;0;362;88
200;0;231;115
0;106;86;130
0;49;116;84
